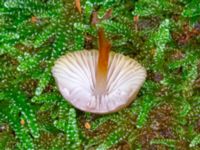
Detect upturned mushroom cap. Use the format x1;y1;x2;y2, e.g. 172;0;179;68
52;50;146;114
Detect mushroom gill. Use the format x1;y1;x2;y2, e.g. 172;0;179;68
52;29;147;114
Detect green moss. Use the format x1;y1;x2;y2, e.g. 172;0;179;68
0;0;199;149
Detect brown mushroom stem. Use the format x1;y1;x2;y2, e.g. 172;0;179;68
95;28;111;95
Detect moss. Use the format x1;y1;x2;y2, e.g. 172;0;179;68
0;0;200;149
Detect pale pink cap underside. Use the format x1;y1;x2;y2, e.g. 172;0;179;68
52;50;146;114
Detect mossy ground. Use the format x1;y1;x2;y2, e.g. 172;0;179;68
0;0;200;150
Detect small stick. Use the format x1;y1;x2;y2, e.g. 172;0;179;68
75;0;81;13
134;16;139;32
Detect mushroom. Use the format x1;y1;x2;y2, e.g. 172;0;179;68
52;28;146;114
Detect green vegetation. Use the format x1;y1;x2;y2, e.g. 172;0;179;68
0;0;199;149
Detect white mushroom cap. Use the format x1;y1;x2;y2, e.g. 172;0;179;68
52;50;146;114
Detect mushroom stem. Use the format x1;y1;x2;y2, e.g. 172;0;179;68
95;28;111;95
